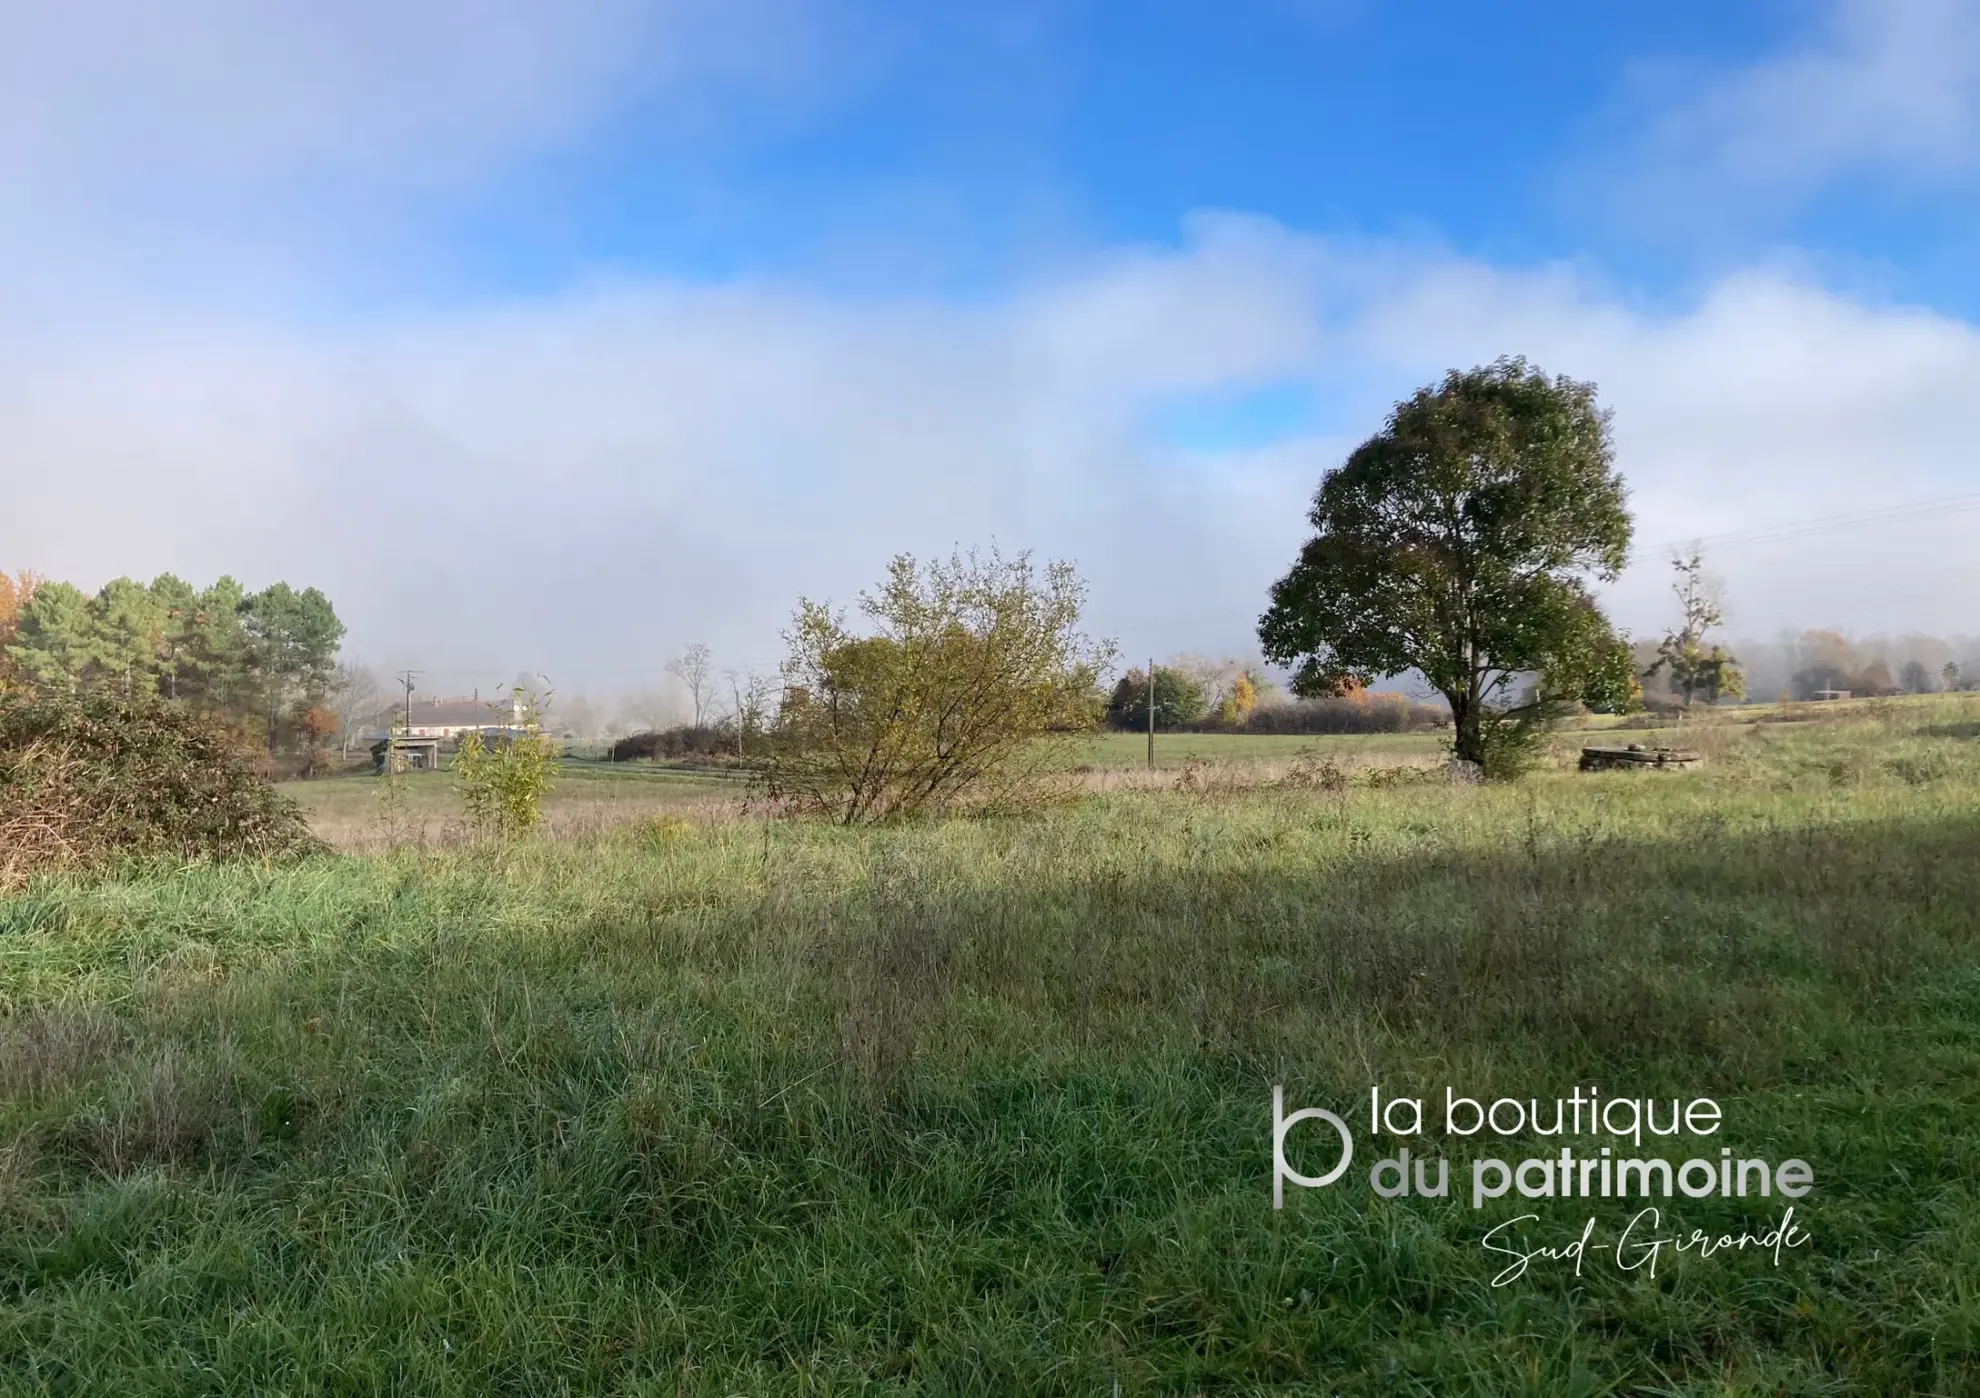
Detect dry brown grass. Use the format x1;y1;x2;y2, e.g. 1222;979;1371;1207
0;1004;128;1101
1070;746;1445;796
295;774;749;853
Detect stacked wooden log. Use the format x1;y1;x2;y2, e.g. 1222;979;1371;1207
1578;743;1702;772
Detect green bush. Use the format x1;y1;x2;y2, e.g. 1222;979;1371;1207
765;549;1109;823
1105;666;1208;730
0;686;322;887
453;689;558;837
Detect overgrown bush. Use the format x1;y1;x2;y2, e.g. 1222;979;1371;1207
1104;666;1209;730
1237;694;1446;734
0;687;322;888
608;726;741;762
764;548;1110;823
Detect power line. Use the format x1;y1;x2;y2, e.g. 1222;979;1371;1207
1642;492;1980;557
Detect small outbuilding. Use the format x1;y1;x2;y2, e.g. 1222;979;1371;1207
371;736;441;772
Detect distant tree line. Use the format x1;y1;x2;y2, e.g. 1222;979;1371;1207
0;572;346;766
607;725;741;763
1104;659;1444;735
1634;628;1979;706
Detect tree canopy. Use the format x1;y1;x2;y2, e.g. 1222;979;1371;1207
1258;357;1633;774
1105;665;1209;731
3;573;345;755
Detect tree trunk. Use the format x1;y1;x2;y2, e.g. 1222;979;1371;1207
1448;690;1483;765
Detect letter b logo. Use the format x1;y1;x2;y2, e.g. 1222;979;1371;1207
1273;1085;1354;1209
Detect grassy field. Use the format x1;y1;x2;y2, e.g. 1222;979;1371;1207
1065;729;1444;770
289;734;1444;851
291;762;744;853
2;698;1978;1392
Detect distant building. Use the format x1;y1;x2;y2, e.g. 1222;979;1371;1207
362;695;527;741
373;736;440;772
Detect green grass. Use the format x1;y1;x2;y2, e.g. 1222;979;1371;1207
290;762;741;853
3;698;1979;1392
1066;729;1443;769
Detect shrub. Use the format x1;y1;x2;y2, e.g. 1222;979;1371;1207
608;726;741;763
764;548;1111;823
1105;666;1209;730
1238;694;1446;735
453;689;558;838
0;687;322;888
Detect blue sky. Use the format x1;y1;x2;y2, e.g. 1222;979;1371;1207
262;1;1968;313
5;0;1979;701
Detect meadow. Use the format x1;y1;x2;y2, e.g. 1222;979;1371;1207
294;730;1446;853
1063;730;1444;770
293;762;744;854
1;698;1977;1393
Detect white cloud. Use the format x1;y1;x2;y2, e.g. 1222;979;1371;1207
6;216;1978;691
0;0;854;312
1608;0;1980;222
1335;257;1980;633
0;0;828;191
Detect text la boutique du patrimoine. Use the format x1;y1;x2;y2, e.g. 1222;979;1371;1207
1272;1085;1815;1210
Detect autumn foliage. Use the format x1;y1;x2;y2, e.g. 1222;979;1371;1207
0;570;41;687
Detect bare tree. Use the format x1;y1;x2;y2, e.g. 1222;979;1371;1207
723;667;776;755
667;643;717;728
328;661;382;758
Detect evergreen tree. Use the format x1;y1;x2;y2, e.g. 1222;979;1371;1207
6;582;99;689
241;583;346;753
90;578;168;695
4;574;344;755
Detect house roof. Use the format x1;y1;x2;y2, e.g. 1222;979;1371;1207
405;699;514;727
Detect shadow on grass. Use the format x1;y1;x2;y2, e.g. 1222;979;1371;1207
2;797;1978;1392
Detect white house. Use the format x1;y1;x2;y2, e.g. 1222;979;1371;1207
388;696;526;739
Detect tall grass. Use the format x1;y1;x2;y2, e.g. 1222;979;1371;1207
1;698;1977;1392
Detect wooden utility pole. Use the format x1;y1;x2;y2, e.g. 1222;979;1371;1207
396;671;419;733
1146;655;1155;771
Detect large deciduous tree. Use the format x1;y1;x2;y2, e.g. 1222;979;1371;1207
1258;357;1633;776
